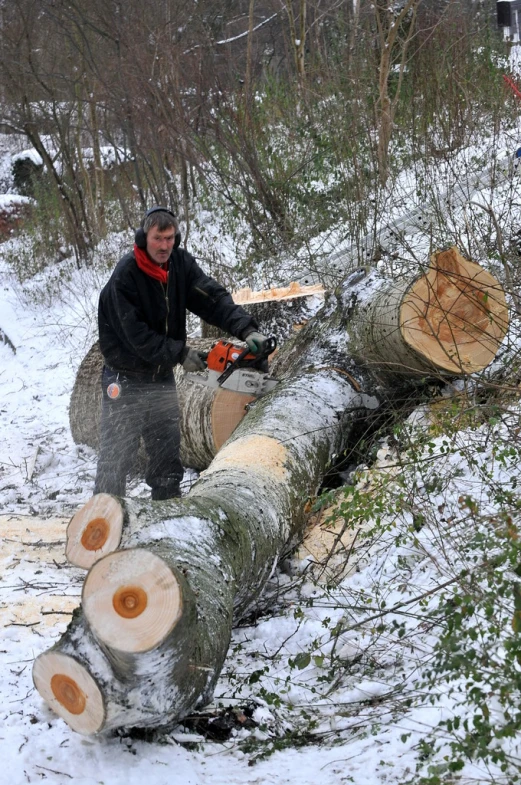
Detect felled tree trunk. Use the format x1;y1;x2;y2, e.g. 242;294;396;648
34;250;508;734
346;247;508;377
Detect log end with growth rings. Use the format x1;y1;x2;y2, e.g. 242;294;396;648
82;549;183;653
400;247;509;374
32;652;105;735
66;494;124;569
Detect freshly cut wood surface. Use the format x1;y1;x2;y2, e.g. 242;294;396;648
82;549;182;653
400;247;508;374
295;445;399;583
66;493;124;569
211;389;256;451
32;651;105;735
232;281;325;304
346;247;509;378
203;433;288;479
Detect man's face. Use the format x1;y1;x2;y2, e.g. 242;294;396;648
146;226;176;265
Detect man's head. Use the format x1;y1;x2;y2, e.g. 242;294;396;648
135;207;181;265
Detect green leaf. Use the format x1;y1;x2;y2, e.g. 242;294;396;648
448;759;465;772
293;652;311;670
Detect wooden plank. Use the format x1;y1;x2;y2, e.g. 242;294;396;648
232;281;325;304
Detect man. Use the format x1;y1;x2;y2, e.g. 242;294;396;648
94;206;268;500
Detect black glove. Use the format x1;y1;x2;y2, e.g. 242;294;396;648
181;346;206;372
244;330;269;355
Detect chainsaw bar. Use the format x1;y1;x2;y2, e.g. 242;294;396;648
204;368;278;395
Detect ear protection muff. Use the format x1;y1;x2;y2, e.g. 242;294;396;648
134;206;181;250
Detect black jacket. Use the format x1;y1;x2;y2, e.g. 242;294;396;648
98;247;257;378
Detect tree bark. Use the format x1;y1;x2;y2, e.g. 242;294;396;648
34;251;508;734
345;247;508;377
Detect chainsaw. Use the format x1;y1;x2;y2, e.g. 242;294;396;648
184;336;278;396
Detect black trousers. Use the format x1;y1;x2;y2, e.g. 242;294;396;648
94;367;183;499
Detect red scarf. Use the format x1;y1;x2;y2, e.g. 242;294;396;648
133;244;169;284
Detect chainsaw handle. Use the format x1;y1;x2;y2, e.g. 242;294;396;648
241;334;277;362
216;335;277;386
264;336;277;355
216;345;251;385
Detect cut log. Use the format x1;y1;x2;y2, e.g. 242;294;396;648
66;493;125;570
35;369;375;733
295;443;399;584
346;247;508;377
35;250;508;734
33;652;105;734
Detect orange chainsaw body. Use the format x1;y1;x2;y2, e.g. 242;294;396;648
206;341;257;373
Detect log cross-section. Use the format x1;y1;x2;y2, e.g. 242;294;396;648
401;247;508;373
66;493;125;569
33;250;509;734
348;247;508;377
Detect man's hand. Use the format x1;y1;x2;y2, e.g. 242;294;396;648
182;346;206;372
244;331;269;355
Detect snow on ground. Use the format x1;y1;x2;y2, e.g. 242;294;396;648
0;255;105;518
